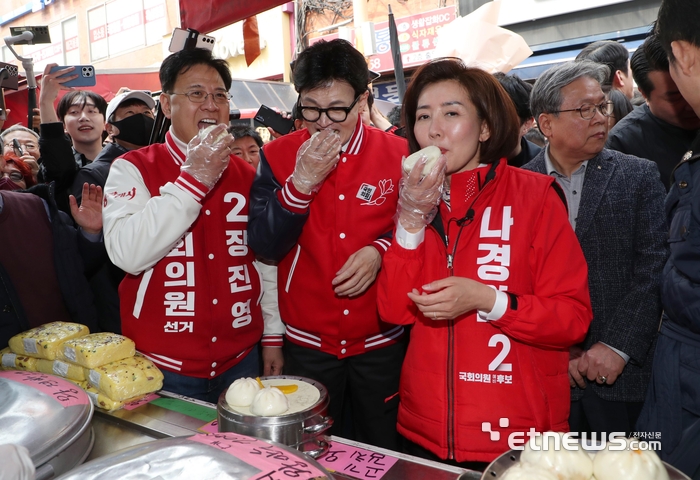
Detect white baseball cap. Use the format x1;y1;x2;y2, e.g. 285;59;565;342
106;90;155;122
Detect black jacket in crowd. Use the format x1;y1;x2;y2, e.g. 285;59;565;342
0;183;104;347
607;104;698;191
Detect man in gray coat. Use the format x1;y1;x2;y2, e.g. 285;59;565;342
522;60;669;437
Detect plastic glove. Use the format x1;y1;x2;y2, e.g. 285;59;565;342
291;130;342;194
396;154;446;231
181;124;233;190
0;444;35;480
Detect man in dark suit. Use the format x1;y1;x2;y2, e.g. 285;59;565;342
522;60;669;437
606;33;700;191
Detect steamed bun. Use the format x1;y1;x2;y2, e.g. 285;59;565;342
592;437;669;480
501;463;559;480
402;146;441;176
225;377;261;407
199;124;228;145
520;432;593;480
250;386;289;416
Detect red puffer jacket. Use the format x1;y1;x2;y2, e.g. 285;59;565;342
378;159;593;462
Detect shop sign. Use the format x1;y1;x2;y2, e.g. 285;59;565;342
211;27;268;61
310;6;456;74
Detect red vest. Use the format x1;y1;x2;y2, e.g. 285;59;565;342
119;133;263;378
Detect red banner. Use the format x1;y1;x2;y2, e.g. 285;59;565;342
179;1;289;34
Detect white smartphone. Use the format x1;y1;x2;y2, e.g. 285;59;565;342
168;28;215;53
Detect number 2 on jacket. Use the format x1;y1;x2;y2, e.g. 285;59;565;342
488;334;512;372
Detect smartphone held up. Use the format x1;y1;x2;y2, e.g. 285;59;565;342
48;65;97;88
254;105;294;136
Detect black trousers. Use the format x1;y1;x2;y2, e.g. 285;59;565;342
569;386;644;438
403;438;489;472
283;339;406;451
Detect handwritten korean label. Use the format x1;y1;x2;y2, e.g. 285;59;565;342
189;433;327;479
317;442;398;479
198;419;219;434
123;392;160;410
1;370;89;408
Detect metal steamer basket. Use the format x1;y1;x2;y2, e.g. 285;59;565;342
481;448;692;479
217;375;333;458
0;371;94;480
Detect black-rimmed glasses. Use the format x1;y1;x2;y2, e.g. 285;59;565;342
297;93;362;123
552;100;614;120
168;90;231;105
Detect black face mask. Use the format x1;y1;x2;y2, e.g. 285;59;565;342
111;113;155;147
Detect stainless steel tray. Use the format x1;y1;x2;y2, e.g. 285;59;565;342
87;389;477;479
54;433;332;480
0;371;94;475
481;448;691;479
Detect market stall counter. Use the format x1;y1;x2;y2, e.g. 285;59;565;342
88;389;479;480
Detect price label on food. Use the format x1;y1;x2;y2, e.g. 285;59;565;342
0;370;89;408
317;442;399;479
189;433;327;479
123;392;160;411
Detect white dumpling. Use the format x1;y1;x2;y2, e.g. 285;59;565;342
520;432;593;480
500;463;559;480
225;377;261;407
198;124;228;145
250;386;289;416
402;145;441;176
592;437;669;480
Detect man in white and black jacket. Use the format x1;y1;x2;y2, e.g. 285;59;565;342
103;48;282;403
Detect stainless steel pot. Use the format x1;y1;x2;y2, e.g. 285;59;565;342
0;371;94;480
481;447;691;479
217;375;332;458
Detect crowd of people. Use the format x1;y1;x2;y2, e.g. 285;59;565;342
2;0;700;477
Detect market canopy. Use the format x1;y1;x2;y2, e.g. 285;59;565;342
179;0;290;34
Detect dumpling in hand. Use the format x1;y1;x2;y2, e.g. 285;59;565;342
225;377;261;407
520;432;593;480
592;437;669;480
402;145;441;176
251;386;289;416
501;463;559;480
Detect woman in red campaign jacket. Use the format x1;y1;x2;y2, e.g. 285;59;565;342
377;59;593;465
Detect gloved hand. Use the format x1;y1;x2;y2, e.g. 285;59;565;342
182;124;233;190
291;129;342;194
396;154;447;232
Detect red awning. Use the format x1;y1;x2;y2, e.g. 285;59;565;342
3;69;161;129
179;0;290;34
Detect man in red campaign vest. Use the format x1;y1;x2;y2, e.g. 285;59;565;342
103;48;274;403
